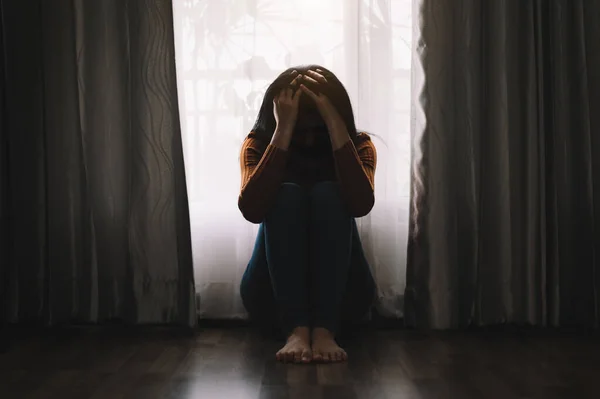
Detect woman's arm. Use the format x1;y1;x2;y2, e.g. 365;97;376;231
296;74;376;216
331;128;377;217
238;132;289;224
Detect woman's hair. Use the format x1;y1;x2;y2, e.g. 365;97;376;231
251;65;361;145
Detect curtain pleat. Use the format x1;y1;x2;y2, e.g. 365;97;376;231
0;0;195;326
406;0;600;329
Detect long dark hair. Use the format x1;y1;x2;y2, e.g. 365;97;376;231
251;65;361;145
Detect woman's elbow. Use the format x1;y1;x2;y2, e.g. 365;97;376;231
238;196;265;224
349;193;375;218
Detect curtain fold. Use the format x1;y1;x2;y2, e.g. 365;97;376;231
0;0;195;326
0;0;8;331
406;0;600;329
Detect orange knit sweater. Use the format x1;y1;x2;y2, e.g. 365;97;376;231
238;131;377;224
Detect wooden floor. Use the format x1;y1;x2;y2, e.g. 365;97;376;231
1;326;599;398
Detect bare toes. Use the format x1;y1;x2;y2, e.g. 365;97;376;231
293;351;303;363
301;350;312;363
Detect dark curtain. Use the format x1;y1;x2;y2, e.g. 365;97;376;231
0;0;8;331
406;0;600;329
0;0;195;326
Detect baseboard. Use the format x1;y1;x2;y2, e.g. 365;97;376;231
197;316;406;330
198;319;251;328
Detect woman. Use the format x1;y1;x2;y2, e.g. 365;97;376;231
238;65;377;364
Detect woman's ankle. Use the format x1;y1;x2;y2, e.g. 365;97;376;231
311;326;335;339
288;326;310;341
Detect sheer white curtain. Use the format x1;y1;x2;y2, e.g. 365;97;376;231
172;0;413;319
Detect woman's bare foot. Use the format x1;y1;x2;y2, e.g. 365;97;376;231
276;326;312;363
311;327;348;363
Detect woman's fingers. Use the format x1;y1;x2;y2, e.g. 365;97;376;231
305;69;328;83
300;84;319;101
279;87;292;101
279;72;303;100
300;70;327;101
290;73;303;86
301;74;319;85
277;87;287;99
292;85;302;102
289;74;303;98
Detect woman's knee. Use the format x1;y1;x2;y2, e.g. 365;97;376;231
275;183;307;204
266;183;308;221
272;182;307;207
310;181;345;211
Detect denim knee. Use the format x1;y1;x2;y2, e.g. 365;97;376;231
309;181;346;212
266;183;308;219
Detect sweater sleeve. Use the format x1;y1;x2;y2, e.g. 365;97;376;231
332;134;377;217
238;134;289;223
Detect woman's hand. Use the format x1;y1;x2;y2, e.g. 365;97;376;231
273;71;303;132
300;69;350;150
299;69;344;128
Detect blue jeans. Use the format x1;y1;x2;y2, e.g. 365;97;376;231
240;182;377;336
